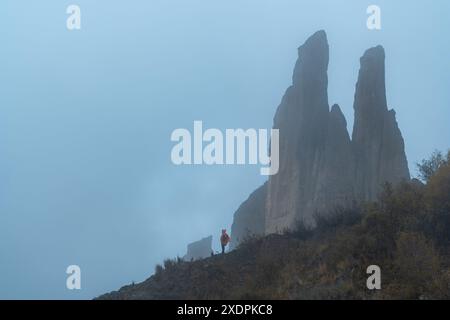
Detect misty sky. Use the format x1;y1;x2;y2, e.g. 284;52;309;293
1;0;449;299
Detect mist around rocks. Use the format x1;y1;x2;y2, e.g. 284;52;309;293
99;31;449;300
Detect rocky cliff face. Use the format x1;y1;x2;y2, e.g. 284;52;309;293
231;30;410;240
230;182;267;249
314;104;355;218
352;46;410;201
265;30;331;232
183;236;212;261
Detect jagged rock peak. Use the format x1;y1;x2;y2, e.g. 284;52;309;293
292;30;329;88
353;45;388;118
352;44;410;201
234;31;409;237
329;104;347;129
362;45;385;61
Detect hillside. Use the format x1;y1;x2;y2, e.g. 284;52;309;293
98;152;450;300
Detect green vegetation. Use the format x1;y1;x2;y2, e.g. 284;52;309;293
416;149;450;183
100;150;450;300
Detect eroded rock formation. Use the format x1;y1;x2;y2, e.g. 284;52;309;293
352;45;410;201
231;30;410;244
230;182;267;249
183;235;212;261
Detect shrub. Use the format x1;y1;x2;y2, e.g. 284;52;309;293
163;258;177;270
386;232;442;299
236;230;264;249
290;219;314;240
424;163;450;247
416;149;450;183
154;264;163;276
314;206;362;233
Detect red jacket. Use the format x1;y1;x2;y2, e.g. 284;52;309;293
220;233;230;245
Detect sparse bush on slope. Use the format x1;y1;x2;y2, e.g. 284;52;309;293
98;150;450;300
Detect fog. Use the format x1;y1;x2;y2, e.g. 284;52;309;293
0;0;449;299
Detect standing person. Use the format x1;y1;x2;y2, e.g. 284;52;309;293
220;229;230;254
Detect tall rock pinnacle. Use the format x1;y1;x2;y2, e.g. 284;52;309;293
352;46;410;201
230;31;410;245
266;30;331;232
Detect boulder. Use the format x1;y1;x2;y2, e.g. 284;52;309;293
183;235;212;261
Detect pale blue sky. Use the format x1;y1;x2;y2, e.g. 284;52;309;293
0;0;449;299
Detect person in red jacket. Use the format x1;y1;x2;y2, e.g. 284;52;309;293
220;229;230;254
